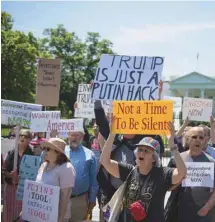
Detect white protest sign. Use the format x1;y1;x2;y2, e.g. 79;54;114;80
91;54;164;101
1;139;15;154
57;118;84;132
22;180;60;222
1;99;42;128
182;97;213;121
182;162;214;188
30;111;61;132
74;84;110;118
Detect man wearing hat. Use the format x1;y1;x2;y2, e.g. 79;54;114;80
65;129;98;222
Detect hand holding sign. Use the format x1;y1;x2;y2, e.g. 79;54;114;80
158;80;163;100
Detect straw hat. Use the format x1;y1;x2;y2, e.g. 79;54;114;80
40;138;70;161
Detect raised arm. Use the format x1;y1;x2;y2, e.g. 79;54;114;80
100;132;120;178
167;122;187;185
94;100;110;140
175;116;189;137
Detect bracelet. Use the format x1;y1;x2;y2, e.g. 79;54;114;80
170;145;178;152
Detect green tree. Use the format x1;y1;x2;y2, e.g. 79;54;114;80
40;25;114;117
1;11;42;102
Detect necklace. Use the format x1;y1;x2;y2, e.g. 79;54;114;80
45;163;57;172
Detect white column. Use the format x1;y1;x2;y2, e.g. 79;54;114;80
200;89;205;98
184;90;189;97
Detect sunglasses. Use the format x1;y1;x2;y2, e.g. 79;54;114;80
137;148;153;154
19;135;30;139
191;135;204;140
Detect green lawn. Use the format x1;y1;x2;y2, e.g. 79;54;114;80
1;128;10;137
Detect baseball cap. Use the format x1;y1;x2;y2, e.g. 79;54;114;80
135;137;160;153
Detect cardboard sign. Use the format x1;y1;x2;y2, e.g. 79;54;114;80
74;84;110;118
182;97;213;122
1;99;42;127
36;58;61;106
30;111;61;132
1;139;15;154
112;100;173;135
182;162;214;188
17;155;41;200
91;54;164;101
22;180;60;222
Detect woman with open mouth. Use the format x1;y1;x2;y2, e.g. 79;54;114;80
100;117;187;222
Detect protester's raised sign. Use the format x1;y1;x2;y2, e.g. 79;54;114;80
58;118;84;132
91;54;164;101
182;162;214;188
112;100;173;135
182;97;213;122
1;99;42;127
75;84;110;118
22;180;60;222
30;111;61;132
36;58;61;106
17;155;41;200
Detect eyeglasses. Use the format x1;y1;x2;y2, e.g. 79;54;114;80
19;135;29;139
137;148;153;154
191;135;204;140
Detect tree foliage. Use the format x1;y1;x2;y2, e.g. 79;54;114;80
1;12;114;117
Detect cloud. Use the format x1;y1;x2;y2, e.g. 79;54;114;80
111;23;215;45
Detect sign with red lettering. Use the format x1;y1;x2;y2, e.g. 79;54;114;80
30;111;61;132
22;180;60;222
91;54;164;101
57;118;84;132
182;97;213;122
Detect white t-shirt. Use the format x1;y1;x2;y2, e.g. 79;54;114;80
36;162;76;188
36;162;76;219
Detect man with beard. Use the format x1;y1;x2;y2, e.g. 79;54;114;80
65;130;98;222
165;127;215;222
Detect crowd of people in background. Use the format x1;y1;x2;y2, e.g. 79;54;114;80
1;100;215;222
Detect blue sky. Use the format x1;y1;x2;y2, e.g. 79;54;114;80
2;1;215;80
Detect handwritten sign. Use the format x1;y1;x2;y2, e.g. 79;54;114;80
1;99;42;127
1;138;15;154
91;54;164;101
74;84;110;118
17;155;41;200
30;111;61;132
36;58;61;106
182;97;213;122
22;180;60;222
182;162;214;188
112;100;173;135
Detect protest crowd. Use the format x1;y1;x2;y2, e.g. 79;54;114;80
1;55;215;222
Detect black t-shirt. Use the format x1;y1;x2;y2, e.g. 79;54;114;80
118;162;174;222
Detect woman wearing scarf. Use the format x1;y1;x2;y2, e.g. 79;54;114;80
35;138;76;222
100;118;187;222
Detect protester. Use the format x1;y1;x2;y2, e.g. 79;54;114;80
3;129;33;222
199;116;215;158
90;122;101;170
30;137;47;156
36;138;76;222
65;130;98;222
100;117;186;222
165;126;215;222
8;126;16;139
